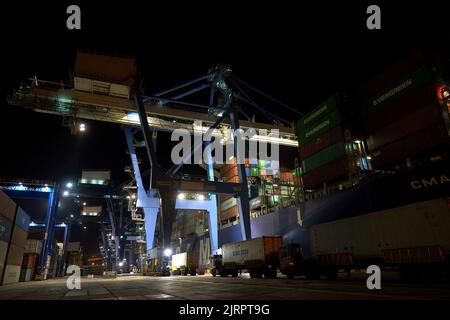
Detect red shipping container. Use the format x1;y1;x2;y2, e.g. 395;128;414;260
302;157;349;189
371;123;449;169
364;82;440;133
22;253;38;268
366;103;445;152
357;49;441;101
299;125;345;160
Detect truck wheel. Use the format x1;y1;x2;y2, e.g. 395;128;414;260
231;270;238;277
190;269;196;276
220;270;228;277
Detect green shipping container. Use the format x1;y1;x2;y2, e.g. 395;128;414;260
297;108;341;146
296;94;341;132
362;65;439;115
19;268;33;282
250;167;259;176
258;160;266;169
302;140;349;173
292;167;302;177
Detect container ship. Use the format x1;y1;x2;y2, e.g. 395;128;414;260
171;48;450;277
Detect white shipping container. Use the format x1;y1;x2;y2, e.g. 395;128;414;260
222;236;282;267
2;265;21;285
24;239;43;254
110;83;130;99
310;198;450;259
172;252;187;269
148;247;160;259
74;77;92;92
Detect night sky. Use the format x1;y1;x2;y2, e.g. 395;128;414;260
1;1;449;255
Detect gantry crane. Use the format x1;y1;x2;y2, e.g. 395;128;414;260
7;59;302;268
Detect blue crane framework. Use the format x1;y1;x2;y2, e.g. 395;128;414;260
7;63;302;268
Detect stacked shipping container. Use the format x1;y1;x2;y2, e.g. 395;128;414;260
0;191;31;285
358;49;450;169
74;51;135;99
219;160;240;222
296;94;364;188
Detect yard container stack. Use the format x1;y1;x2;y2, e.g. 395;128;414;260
357;49;450;169
219;159;240;224
22;239;42;282
295;94;365;189
0;190;31;285
0;191;16;285
7;207;30;284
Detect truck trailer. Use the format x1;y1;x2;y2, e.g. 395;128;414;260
171;251;199;276
213;236;282;278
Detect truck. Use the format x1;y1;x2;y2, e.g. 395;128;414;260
171;251;199;276
212;236;282;278
279;197;450;280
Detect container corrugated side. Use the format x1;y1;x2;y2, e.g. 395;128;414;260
222;237;265;266
15;207;30;232
302;140;348;173
297;109;341;146
299;125;344;160
301;156;349;188
2;265;21;285
7;243;25;266
11;225;27;249
310;198;450;258
363;81;442;133
357;48;442;101
0;190;16;222
361;66;437;116
296;94;341;134
0;216;12;243
371;123;449;169
0;241;8;267
220;206;238;220
366;103;444;152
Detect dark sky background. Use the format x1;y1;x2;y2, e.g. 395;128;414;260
0;1;449;255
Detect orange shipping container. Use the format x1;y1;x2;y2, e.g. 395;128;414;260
74;51;135;85
220;206;238;220
225;176;240;184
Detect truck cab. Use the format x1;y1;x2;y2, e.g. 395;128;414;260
279;244;304;279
